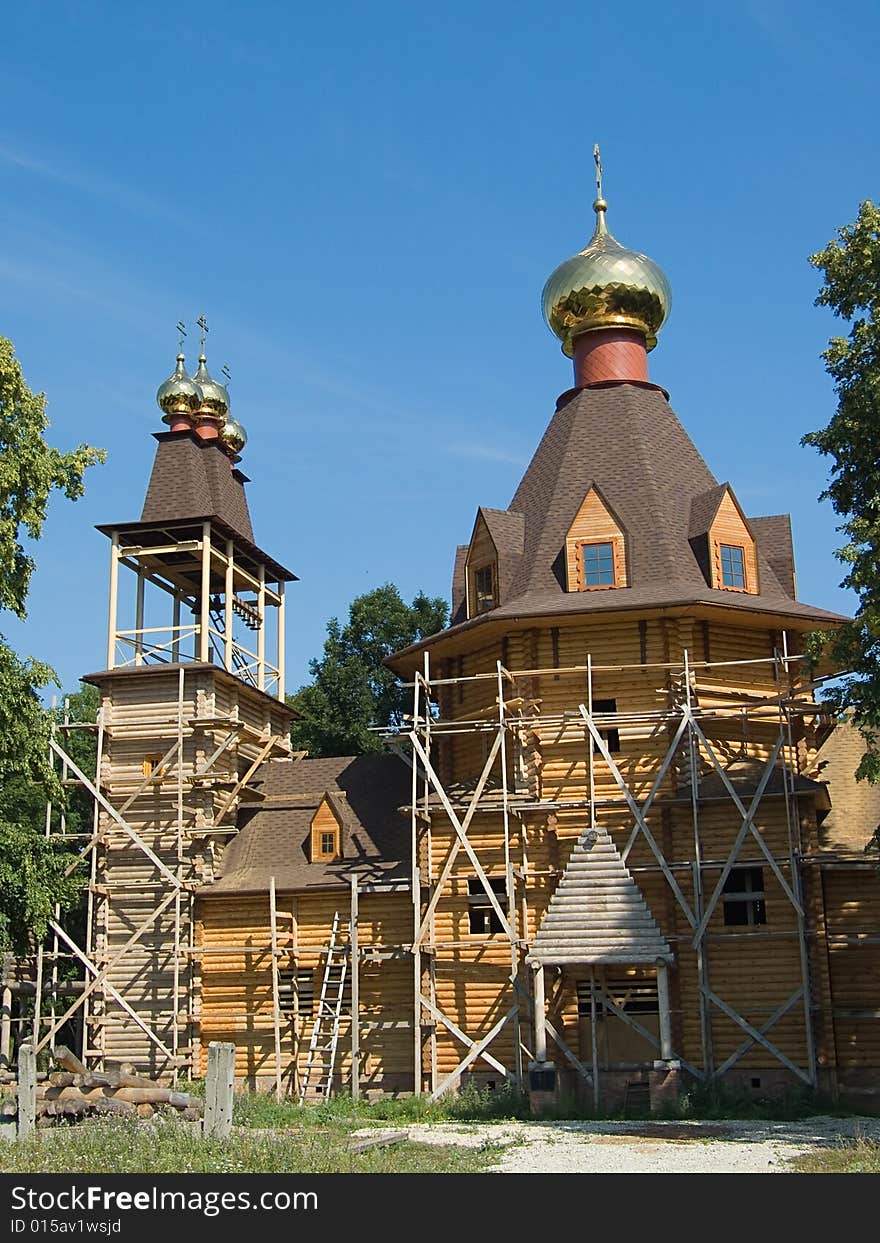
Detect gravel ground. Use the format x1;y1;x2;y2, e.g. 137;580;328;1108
362;1116;880;1174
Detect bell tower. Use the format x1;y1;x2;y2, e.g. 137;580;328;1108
82;327;295;1076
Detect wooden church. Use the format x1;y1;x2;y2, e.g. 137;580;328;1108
44;164;880;1109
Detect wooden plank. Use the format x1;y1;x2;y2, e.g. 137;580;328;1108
17;1042;36;1140
203;1041;235;1138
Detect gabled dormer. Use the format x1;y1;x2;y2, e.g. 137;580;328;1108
689;484;758;595
464;507;524;619
564;484;628;591
310;793;344;862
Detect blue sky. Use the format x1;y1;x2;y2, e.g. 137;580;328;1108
1;1;878;694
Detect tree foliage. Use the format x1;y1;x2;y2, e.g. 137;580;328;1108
0;645;82;952
0;337;105;618
803;200;880;788
0;338;104;951
289;583;448;757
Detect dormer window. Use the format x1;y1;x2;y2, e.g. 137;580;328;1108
473;564;496;613
310;794;342;862
720;543;746;591
579;541;616;588
564;486;627;591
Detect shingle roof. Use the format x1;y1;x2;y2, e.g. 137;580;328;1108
451;545;468;623
688;483;730;540
140;431;255;543
403;383;846;664
201;752;412;895
479;507;524;605
750;515;796;599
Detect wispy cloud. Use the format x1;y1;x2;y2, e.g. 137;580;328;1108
441;441;526;466
0;142;187;226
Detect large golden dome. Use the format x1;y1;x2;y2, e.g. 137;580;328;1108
542;197;671;355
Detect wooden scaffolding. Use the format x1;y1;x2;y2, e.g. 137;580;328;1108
395;641;832;1100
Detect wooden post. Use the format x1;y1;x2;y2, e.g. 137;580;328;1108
32;945;44;1047
277;580;285;700
257;565;266;691
134;568;145;664
350;875;360;1101
269;877;283;1103
411;671;422;1094
0;984;12;1069
224;539;234;674
533;964;547;1062
17;1041;36;1140
199;522;211;663
203;1040;234;1138
171;592;181;663
106;531;119;668
657;961;673;1060
590;970;600;1110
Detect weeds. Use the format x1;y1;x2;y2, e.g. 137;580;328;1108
791;1137;880;1173
0;1115;501;1175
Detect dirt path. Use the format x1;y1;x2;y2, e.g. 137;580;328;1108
377;1116;880;1173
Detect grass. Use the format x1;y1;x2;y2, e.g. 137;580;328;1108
791;1137;880;1173
182;1079;856;1129
0;1114;502;1174
2;1080;867;1173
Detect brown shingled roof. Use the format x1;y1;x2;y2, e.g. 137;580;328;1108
423;382;847;662
750;515;796;600
140;431;255;543
202;752;411;895
480;507;524;604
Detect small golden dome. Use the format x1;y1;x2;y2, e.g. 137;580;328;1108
193;354;230;421
156;354;200;420
219;417;247;455
542;199;671;355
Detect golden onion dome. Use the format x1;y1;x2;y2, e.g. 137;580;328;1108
156;354;200;420
542;197;671;355
193;354;230;420
219;417;247;455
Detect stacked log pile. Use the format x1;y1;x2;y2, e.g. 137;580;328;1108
1;1046;202;1126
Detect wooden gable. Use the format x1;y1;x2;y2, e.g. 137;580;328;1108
564;485;628;591
310;794;342;862
708;489;758;594
465;511;498;617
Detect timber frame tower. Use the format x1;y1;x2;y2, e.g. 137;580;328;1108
76;332;295;1075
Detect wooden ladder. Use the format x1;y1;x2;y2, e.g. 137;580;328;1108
298;912;348;1102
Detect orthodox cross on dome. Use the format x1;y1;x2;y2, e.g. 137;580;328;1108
197;314;209;355
176;320;186;351
593;143;603;202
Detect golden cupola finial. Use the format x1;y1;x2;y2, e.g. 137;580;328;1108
192;315;230;422
542;145;671;355
156;322;200;421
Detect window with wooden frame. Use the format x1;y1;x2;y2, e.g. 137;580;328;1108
722;866;767;926
142;754;163;778
719;543;747;591
576;540;619;590
311;824;340;861
467;877;506;935
471;563;497;614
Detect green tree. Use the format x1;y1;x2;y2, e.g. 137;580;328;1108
0;337;104;618
0;337;105;951
289;583;448;757
803;200;880;789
